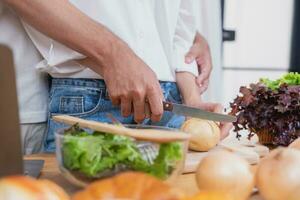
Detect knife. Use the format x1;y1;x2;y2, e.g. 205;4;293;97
163;101;236;123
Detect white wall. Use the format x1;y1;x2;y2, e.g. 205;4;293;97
223;0;294;69
221;0;294;106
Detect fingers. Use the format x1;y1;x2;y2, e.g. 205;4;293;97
147;85;164;122
110;95;121;106
185;53;195;64
185;45;201;64
195;101;231;139
196;71;210;92
144;102;151;119
196;67;210;85
198;79;209;95
195;100;232;139
194;46;212;89
196;57;212;87
185;45;212;93
120;97;132;117
213;103;223;113
198;102;223;113
220;122;233;140
133;99;146;123
107;75;163;123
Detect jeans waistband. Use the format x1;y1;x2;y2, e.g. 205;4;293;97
50;78;181;106
51;78;106;88
51;78;176;88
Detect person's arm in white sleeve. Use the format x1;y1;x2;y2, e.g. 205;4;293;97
3;0;116;69
173;0;198;76
22;22;85;67
3;0;164;123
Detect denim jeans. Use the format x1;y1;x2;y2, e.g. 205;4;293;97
44;78;185;152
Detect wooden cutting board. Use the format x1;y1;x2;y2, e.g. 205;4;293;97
183;142;269;173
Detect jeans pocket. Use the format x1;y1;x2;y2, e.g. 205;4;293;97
60;96;84;113
49;86;104;117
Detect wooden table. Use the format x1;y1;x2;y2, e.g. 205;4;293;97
25;154;262;199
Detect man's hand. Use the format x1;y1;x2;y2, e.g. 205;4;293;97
175;72;231;139
78;42;164;123
195;102;233;140
185;32;212;94
183;99;232;140
102;42;164;123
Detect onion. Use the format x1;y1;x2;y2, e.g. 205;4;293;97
257;148;300;200
289;138;300;150
181;118;220;151
195;150;254;200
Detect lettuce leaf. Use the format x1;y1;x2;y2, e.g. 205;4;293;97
146;142;182;178
260;72;300;90
62;126;182;179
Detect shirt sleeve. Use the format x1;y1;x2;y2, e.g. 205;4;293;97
22;22;86;67
172;0;198;76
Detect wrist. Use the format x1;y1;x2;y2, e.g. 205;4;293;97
92;33;130;76
183;94;202;107
88;25;126;65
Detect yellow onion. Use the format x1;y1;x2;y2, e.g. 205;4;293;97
257;148;300;200
289;138;300;150
181;118;220;151
196;150;254;200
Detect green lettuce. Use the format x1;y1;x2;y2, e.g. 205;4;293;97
61;125;182;179
260;72;300;90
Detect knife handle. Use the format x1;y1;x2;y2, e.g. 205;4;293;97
144;101;173;117
163;101;173;111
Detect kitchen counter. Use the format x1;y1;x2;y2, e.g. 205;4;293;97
25;154;263;199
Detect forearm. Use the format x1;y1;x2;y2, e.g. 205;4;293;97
4;0;126;73
176;72;201;105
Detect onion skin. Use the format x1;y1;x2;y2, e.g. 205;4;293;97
181;119;220;152
289;138;300;150
196;150;254;200
257;148;300;200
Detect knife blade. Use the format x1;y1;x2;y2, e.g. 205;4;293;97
163;101;236;122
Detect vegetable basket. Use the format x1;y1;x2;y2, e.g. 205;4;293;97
230;73;300;147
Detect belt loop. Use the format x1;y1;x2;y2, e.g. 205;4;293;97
105;89;110;99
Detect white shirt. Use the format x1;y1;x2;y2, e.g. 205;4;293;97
194;0;223;102
0;4;48;123
23;0;198;82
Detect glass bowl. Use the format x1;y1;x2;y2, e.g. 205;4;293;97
55;124;189;187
